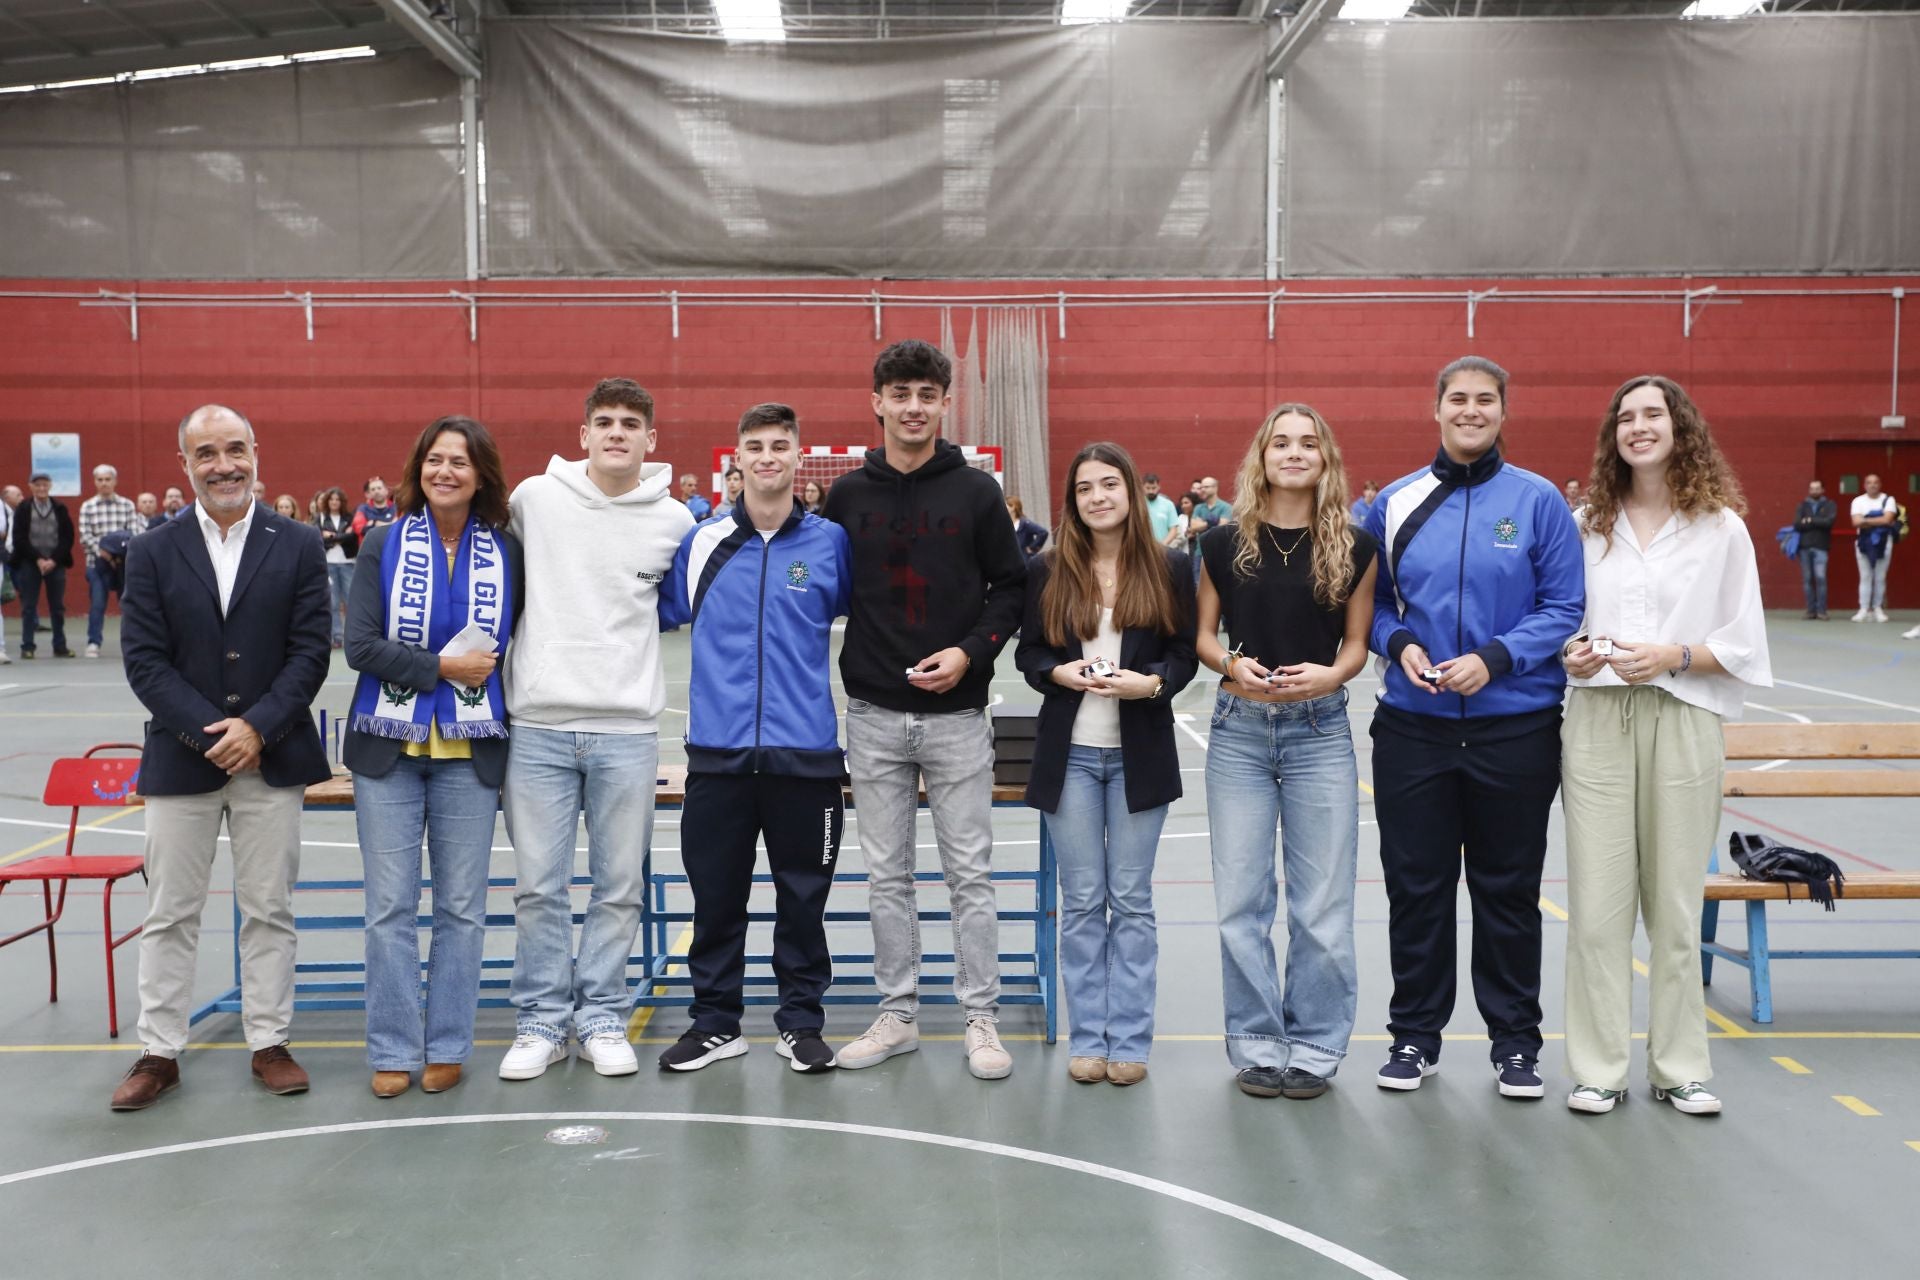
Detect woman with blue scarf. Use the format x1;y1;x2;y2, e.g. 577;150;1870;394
346;416;522;1098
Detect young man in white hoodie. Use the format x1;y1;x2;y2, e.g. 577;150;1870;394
497;378;695;1080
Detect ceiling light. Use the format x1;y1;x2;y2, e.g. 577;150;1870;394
713;0;786;42
1337;1;1416;18
1060;1;1130;25
1680;1;1764;14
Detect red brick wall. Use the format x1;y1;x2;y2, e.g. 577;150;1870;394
3;275;1916;614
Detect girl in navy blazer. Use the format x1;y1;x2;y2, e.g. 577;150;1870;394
345;416;522;1099
1015;442;1197;1087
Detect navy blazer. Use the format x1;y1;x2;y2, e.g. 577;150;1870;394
121;503;333;796
343;522;524;789
1014;548;1199;815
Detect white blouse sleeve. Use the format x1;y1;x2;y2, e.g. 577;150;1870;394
1702;510;1772;688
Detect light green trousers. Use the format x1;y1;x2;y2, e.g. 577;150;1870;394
1562;685;1725;1091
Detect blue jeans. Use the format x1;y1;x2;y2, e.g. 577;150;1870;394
14;561;67;654
502;726;657;1042
328;562;355;644
1043;746;1165;1062
86;558;117;647
355;755;497;1070
1797;547;1827;615
1205;688;1359;1077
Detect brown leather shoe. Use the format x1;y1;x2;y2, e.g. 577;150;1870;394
251;1044;310;1095
371;1071;411;1098
1106;1061;1148;1086
110;1054;180;1111
420;1063;463;1094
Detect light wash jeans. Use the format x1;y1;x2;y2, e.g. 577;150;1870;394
1797;547;1827;616
503;725;657;1043
354;755;497;1071
1856;545;1891;612
844;700;999;1019
1043;745;1165;1062
328;561;355;645
1205;688;1359;1077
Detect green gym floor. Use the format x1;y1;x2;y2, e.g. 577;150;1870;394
0;613;1914;1279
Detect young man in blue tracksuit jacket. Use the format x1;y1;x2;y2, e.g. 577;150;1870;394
656;404;853;1075
1363;357;1585;1100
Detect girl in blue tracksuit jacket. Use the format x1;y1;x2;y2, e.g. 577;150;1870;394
1361;357;1585;1100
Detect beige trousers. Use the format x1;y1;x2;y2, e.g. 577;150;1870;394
135;770;304;1057
1562;685;1725;1091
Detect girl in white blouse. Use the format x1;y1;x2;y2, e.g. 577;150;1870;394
1560;375;1772;1117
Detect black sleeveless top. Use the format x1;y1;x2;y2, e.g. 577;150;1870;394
1200;522;1377;672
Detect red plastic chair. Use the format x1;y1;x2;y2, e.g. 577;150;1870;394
0;744;146;1037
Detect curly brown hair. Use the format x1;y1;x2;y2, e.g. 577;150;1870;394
1583;375;1744;551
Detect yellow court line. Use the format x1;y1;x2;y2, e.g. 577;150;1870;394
1537;895;1569;921
1834;1095;1883;1117
0;806;145;868
626;924;695;1042
1355;780;1374;797
1537;891;1754;1038
1701;1005;1755;1039
1772;1056;1813;1075
1906;1141;1920;1156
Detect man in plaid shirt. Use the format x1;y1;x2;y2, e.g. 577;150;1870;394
80;463;143;658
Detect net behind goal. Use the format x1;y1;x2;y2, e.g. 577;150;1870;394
711;445;1004;502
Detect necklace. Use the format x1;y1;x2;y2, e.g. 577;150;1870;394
1273;527;1310;567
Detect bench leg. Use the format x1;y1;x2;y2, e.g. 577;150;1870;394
1744;899;1774;1024
1700;896;1720;986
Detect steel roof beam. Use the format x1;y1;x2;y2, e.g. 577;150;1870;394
371;0;482;78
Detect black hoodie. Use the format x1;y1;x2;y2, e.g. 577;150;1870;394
824;439;1027;712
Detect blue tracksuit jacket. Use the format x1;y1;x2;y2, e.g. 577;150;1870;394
1364;447;1585;719
660;502;851;776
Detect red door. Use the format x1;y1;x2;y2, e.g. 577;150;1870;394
1816;441;1920;610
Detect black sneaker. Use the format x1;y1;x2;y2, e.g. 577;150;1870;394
658;1029;748;1072
775;1030;837;1074
1495;1053;1545;1099
1377;1043;1437;1091
1280;1067;1330;1099
1236;1066;1285;1098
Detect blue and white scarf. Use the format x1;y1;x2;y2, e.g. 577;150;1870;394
350;511;511;742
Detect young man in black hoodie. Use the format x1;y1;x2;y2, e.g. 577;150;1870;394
825;340;1027;1080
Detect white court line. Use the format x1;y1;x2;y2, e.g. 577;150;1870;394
1173;712;1211;753
0;1112;1408;1280
1772;678;1920;716
1743;701;1813;773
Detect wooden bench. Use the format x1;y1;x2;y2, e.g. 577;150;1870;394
1703;722;1920;1023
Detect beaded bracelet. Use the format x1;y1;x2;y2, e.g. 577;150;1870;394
1669;644;1692;678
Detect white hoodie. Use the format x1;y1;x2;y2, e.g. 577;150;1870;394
506;456;694;733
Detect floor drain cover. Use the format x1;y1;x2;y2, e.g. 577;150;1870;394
545;1125;609;1146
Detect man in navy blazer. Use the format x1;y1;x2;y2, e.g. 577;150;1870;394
110;405;332;1111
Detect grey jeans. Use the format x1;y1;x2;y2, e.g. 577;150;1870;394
844;700;999;1019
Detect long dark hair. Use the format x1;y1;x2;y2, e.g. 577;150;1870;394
315;486;349;521
1040;442;1182;647
394;415;510;528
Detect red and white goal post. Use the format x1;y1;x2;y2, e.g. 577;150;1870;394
710;445;1004;503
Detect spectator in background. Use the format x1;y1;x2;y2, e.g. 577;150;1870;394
1008;496;1049;560
1142;472;1178;545
11;473;75;659
1564;478;1584;510
678;473;713;520
162;486;187;520
801;478;828;515
1193;475;1233;543
1794;479;1837;621
136;492;160;527
1851;473;1897;623
80;463;143;658
251;480;268;503
354;476;397;539
0;484;18;664
273;494;300;520
712;466;745;519
1349;480;1379;526
314;487;359;650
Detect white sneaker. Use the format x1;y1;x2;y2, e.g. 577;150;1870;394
0;650;10;664
964;1018;1013;1080
1652;1082;1722;1115
85;643;100;658
1873;608;1890;623
1903;626;1920;640
1852;609;1870;622
837;1011;919;1070
580;1030;640;1076
498;1033;567;1080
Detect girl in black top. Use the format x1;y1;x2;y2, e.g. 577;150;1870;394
1195;403;1376;1101
1016;442;1197;1086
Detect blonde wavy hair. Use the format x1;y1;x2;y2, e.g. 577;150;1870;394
1584;375;1745;551
1227;403;1356;608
